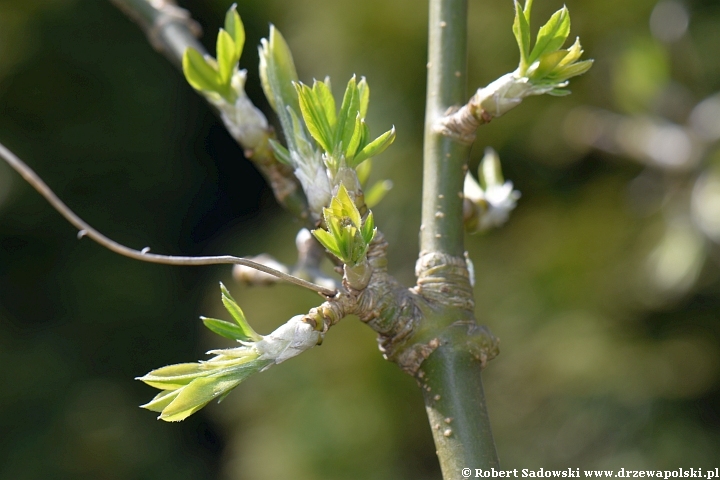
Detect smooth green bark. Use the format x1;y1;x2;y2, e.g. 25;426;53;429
421;347;499;473
421;0;472;257
420;0;500;474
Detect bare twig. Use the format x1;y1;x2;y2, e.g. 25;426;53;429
0;141;336;297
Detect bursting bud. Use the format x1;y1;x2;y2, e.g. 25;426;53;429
463;148;521;232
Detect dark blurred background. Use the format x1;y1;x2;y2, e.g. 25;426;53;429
1;0;719;478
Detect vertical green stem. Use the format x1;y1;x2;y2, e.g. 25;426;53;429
420;339;500;476
420;0;500;475
421;0;472;257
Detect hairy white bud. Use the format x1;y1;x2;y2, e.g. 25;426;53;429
473;72;561;118
210;70;269;149
255;315;322;365
294;159;333;217
463;148;521;233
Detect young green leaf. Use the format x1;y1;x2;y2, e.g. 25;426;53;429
547;88;572;96
523;0;534;17
183;48;221;93
219;283;261;341
216;29;238;86
259;25;302;152
529;6;570;64
559;37;583;67
513;0;532;72
201;317;252;341
140;389;181;413
357;77;370;119
337;183;361;228
159;376;240;422
224;4;245;59
336;76;360;149
137;363;208;390
313;80;337;133
297;82;334;152
529;49;570;81
351;126;396;166
356;158;372;186
550;59;594;81
312;228;341;258
361;210;376;245
345;115;365;160
285;106;316;161
268;138;292;165
364;179;393;208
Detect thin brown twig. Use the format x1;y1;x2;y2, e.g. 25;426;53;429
0;141;337;297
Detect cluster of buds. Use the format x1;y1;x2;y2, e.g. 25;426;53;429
136;0;589;423
312;184;377;289
259;25;395;217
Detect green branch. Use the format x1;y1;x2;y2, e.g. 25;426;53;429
418;0;500;474
421;0;472;257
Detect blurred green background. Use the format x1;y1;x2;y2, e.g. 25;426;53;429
1;0;719;478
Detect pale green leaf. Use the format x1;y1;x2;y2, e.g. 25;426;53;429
259;25;301;148
361;210;376;245
357;77;370;119
220;283;261;341
551;59;594;81
224;4;245;59
529;6;571;64
216;29;237;86
287;107;315;159
547;88;572;96
345;115;364;160
201;317;251;341
312;228;341;258
337;184;361;228
137;363;207;390
338;226;355;263
336;76;360;150
513;1;531;71
351;126;396;166
358;120;369;153
364;179;392;208
356;158;372;186
160;376;240;422
140;389;181;413
325;211;344;241
529;49;569;81
297;83;333;152
523;0;534;17
268;138;292;165
313;80;337;131
183;48;220;93
559;37;583;67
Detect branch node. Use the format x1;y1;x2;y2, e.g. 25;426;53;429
414;252;474;311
